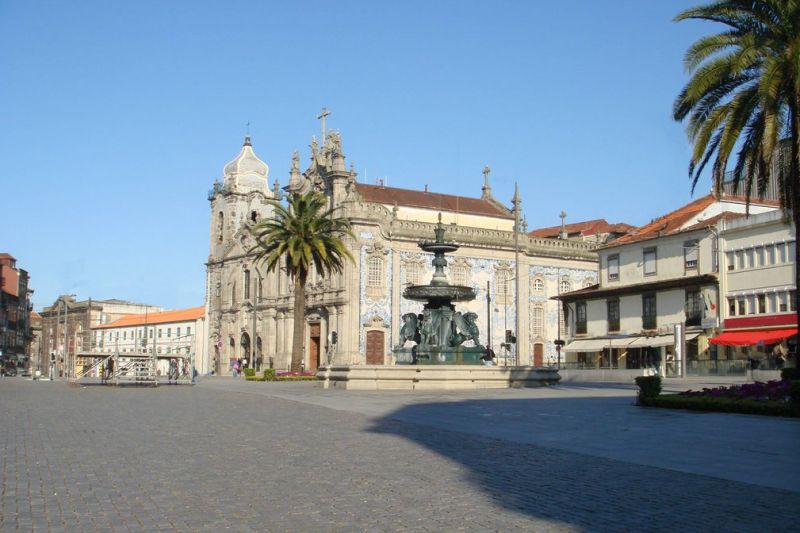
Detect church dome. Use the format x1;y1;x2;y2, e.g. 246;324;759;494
223;136;269;180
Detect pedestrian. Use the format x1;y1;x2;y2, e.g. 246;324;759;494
233;358;240;378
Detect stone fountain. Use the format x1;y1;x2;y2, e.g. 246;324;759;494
394;215;486;365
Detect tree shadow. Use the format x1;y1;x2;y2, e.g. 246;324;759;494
367;395;800;530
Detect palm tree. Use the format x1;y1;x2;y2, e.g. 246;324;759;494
673;0;800;334
250;191;354;373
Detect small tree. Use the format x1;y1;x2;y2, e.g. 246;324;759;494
250;191;353;373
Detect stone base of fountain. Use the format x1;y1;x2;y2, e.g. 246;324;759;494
394;346;486;365
315;365;561;390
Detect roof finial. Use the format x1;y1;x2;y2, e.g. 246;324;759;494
317;107;331;145
560;210;568;239
481;165;493;199
512;182;522;233
244;121;252;146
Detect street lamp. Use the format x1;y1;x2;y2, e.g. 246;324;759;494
61;294;76;378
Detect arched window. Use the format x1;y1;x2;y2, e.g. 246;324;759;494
217;212;224;243
584;278;594;288
452;266;469;286
244;270;251;300
532;277;544;293
231;282;237;305
368;257;383;287
405;262;420;286
497;270;512;299
560;279;571;295
250;211;258;223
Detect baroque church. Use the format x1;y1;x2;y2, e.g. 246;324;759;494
205;126;598;375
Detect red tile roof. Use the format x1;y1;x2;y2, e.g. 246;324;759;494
355;183;514;219
607;193;775;248
93;306;205;329
528;219;635;238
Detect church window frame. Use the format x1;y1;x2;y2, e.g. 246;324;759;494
367;257;384;288
244;269;251;300
532;277;545;294
532;304;544;336
217;212;224;243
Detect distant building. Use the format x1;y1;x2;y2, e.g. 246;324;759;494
29;311;42;372
91;306;207;376
39;296;162;378
0;253;33;372
556;193;786;378
529;218;634;244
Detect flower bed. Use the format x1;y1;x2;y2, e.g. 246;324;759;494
639;379;800;418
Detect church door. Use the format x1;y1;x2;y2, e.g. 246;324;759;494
533;343;544;367
366;331;385;365
308;323;321;371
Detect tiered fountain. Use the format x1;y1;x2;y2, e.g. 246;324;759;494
394;215;486;365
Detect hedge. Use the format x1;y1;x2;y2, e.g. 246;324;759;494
642;394;798;417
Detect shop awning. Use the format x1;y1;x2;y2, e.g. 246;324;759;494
563;337;637;352
709;328;797;347
563;339;609;352
629;332;700;348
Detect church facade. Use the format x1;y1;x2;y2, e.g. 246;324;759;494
204;129;599;375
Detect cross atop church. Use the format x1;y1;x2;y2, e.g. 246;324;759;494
481;165;493;199
317;107;331;143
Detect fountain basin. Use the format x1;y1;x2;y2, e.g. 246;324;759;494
403;284;476;303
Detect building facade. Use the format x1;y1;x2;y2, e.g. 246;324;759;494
0;253;33;372
711;210;797;368
205;131;600;375
39;296;162;378
557;194;782;378
91;306;207;376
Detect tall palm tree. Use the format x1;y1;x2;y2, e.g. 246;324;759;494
250;191;354;373
673;0;800;335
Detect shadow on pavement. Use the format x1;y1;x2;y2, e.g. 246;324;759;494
367;396;800;530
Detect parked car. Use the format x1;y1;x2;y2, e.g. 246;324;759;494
1;364;18;377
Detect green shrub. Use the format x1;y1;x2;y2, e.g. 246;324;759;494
635;376;662;404
781;368;800;380
243;368;256;377
263;368;276;381
649;394;797;417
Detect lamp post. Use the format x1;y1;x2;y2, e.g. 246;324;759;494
61;294;76;378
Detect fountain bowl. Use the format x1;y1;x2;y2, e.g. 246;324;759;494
403;284;476;303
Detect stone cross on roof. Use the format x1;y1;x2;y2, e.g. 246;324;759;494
317;107;331;144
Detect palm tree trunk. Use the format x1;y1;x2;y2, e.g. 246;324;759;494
291;275;306;373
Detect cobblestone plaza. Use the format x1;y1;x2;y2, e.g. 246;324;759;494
1;378;799;532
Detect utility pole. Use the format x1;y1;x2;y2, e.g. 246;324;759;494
486;280;492;358
512;182;522;367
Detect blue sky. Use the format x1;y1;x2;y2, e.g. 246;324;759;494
1;0;715;311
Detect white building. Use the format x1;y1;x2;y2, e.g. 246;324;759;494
557;193;780;379
91;306;208;375
711;210;797;369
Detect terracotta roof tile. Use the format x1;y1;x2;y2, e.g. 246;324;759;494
93;306;205;329
355;183;514;219
528;219;635;238
610;195;717;247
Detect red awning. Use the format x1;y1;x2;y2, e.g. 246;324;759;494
709;328;798;347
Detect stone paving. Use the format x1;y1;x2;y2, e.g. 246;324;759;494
0;377;798;532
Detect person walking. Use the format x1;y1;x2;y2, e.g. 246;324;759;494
232;358;240;378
